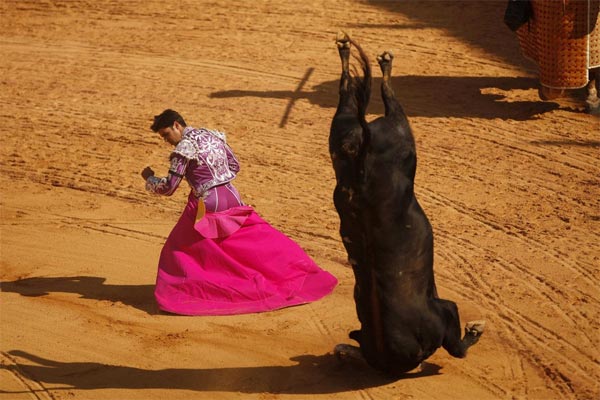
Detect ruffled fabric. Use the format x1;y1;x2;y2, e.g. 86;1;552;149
154;196;337;316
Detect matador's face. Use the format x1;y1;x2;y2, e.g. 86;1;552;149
157;121;184;146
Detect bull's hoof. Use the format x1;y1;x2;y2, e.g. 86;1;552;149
334;343;363;361
336;31;350;49
465;320;485;336
376;51;394;64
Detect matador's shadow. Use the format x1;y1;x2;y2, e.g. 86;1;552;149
3;350;442;395
0;276;156;314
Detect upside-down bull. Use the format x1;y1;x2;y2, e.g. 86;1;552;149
329;32;484;376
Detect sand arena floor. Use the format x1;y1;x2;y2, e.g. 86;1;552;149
1;1;598;399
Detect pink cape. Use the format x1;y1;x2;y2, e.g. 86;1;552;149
154;200;338;316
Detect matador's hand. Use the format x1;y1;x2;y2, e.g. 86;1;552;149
141;167;155;180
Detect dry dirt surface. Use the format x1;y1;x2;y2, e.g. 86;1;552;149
1;1;598;399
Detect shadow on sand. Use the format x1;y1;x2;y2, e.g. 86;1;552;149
1;276;157;314
211;75;563;121
212;2;598;122
2;350;442;395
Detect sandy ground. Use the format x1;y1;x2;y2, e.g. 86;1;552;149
1;1;598;399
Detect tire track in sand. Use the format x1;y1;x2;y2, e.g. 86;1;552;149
424;188;598;345
433;230;596;399
422;189;597;288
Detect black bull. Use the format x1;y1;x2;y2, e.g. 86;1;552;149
329;33;484;376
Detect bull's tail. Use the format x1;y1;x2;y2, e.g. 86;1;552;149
347;36;372;169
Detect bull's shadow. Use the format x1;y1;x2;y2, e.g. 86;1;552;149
0;276;156;314
210;75;564;121
3;350;442;395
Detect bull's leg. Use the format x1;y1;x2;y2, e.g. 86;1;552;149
331;31;363;253
436;299;485;358
585;68;599;114
330;32;362;169
335;32;356;115
377;51;405;118
331;33;375;369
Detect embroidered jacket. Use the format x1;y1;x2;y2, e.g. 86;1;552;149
146;127;240;197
